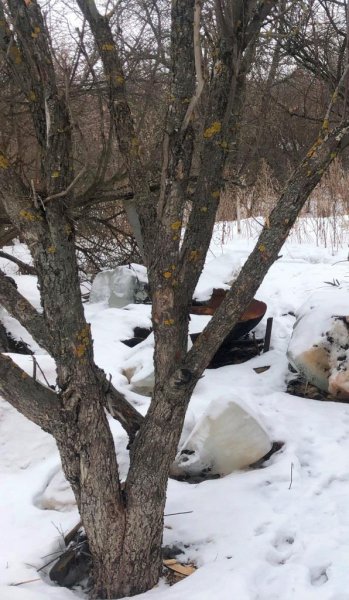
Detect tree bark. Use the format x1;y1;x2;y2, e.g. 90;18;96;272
0;353;60;431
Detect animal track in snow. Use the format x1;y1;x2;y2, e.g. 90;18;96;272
254;522;271;536
265;532;296;566
272;533;295;549
310;565;330;587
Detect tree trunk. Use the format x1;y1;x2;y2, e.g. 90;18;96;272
52;373;126;599
55;378;182;599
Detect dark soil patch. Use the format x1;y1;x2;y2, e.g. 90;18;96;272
286;376;348;403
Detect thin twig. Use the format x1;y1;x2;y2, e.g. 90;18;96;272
44;166;87;204
181;0;205;133
323;63;349;130
164;510;193;517
34;359;52;389
158;129;170;218
10;578;41;587
288;462;294;490
37;556;62;572
30;179;39;209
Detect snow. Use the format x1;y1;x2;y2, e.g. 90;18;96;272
288;287;349;359
2;221;349;599
287;287;349;395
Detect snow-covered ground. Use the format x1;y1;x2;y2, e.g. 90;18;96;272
2;219;349;600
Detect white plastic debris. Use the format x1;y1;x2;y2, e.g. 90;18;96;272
287;288;349;398
89;264;148;308
173;400;272;476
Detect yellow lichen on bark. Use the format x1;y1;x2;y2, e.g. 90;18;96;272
171;221;182;230
31;26;41;38
74;344;86;358
164;319;175;326
74;325;91;358
306;138;322;159
0;154;9;169
102;43;114;51
204;121;221;139
189;250;200;262
9;46;22;64
130;137;140;156
19;209;43;222
28;90;37;102
219;140;229;150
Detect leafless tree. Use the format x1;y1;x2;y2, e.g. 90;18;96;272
1;1;349;599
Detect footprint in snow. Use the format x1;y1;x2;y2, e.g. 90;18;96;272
265;532;296;566
310;564;330;587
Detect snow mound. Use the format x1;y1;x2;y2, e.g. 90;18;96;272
287;287;349;397
35;468;75;512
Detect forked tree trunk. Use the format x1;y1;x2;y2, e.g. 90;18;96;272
54;376;191;599
3;2;349;599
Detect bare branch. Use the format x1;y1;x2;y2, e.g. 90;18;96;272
0;250;36;275
103;379;143;442
0;353;60;432
243;1;279;51
44;166;87;204
323;63;349;128
183;120;349;378
75;0;155;260
0;268;53;353
181;0;205;133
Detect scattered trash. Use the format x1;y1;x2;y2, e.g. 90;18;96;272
49;528;91;588
163;559;196;586
263;317;273;353
288;289;349;399
90;264;149;307
254;366;271;374
172;400;272;480
121;290;269;371
48;525;194;590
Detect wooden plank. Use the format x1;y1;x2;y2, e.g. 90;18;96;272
163;560;196;576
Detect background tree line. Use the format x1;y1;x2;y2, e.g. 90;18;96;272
1;0;348;279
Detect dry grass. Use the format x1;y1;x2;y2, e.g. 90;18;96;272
217;159;349;253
